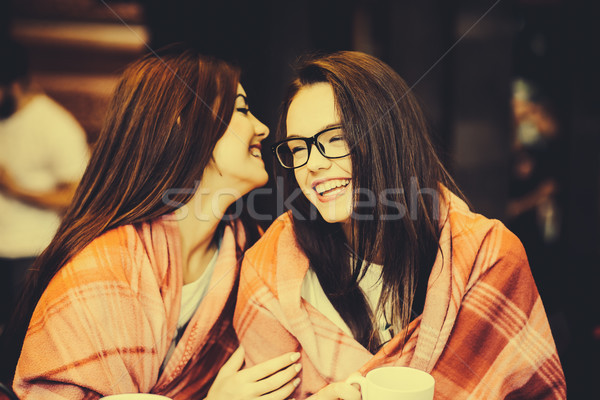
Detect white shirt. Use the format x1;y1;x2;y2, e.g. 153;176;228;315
178;248;219;328
161;247;220;370
0;94;89;258
301;261;395;344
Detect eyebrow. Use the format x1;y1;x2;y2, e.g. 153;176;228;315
287;123;342;138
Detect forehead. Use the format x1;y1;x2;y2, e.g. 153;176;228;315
286;83;338;137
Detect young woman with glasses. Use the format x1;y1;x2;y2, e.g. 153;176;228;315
1;46;302;400
234;51;566;399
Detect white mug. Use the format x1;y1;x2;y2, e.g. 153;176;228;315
101;395;172;399
345;366;435;400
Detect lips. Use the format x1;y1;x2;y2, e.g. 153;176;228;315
312;178;351;201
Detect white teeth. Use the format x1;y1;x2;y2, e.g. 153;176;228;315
314;179;350;195
249;147;262;158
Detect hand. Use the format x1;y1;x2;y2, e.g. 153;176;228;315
306;381;361;400
206;346;302;400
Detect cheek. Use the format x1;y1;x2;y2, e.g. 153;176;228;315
293;170;313;198
339;158;353;174
238;120;256;144
293;169;305;187
226;118;252;144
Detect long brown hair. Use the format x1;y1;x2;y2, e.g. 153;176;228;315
1;45;252;383
277;51;462;352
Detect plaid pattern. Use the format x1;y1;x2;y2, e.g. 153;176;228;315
14;217;241;399
234;191;566;399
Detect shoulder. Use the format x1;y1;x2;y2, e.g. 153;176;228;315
240;212;303;290
442;191;528;284
52;217;180;297
262;211;295;238
29;217;181;339
45;225;135;299
30;95;77;120
243;211;295;264
447;190;523;249
32;95;87;139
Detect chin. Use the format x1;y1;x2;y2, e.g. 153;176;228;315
255;170;269;187
316;206;352;224
313;198;352;224
321;215;352;224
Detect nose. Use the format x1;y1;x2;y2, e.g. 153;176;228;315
252;113;269;140
305;142;331;171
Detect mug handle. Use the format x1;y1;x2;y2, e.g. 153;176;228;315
345;373;369;399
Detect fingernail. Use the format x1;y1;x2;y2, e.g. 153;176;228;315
294;363;302;372
293;378;301;387
291;352;301;362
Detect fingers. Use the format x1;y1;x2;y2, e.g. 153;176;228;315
345;372;363;391
216;346;245;378
259;376;301;400
239;351;301;382
252;361;302;396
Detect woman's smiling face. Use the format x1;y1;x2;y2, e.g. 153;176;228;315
209;84;270;195
286;83;353;225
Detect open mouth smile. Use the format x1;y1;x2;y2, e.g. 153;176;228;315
313;178;351;199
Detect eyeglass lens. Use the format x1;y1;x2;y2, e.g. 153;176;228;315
277;128;349;168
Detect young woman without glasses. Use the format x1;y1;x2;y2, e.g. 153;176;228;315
234;51;566;400
1;45;301;400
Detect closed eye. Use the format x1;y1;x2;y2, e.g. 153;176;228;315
290;145;308;154
236;107;249;115
329;135;345;143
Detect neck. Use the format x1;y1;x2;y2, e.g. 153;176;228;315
176;183;234;284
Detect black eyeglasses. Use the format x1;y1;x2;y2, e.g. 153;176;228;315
271;125;350;169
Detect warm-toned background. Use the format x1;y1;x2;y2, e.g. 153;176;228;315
3;0;598;398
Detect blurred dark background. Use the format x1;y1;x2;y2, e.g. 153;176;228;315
2;0;598;397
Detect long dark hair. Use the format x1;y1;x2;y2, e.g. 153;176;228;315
1;45;259;383
277;51;462;352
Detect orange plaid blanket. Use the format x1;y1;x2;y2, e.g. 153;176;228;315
14;217;241;399
234;192;566;399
